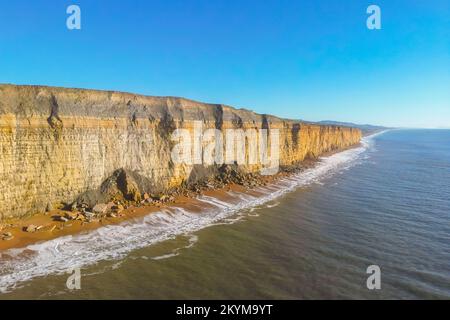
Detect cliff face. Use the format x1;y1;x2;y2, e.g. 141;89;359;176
0;85;361;218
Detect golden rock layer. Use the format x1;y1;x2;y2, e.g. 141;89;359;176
0;85;361;218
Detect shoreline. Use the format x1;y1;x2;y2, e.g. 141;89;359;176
0;144;361;253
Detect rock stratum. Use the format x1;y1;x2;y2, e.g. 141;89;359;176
0;84;361;219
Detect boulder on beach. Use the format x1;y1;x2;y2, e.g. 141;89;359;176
24;224;39;233
92;203;108;214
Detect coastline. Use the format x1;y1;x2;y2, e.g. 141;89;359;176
0;144;361;253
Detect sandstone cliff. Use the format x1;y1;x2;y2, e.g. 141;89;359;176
0;84;361;218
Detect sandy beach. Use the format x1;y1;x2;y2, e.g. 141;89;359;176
0;167;298;252
0;143;362;253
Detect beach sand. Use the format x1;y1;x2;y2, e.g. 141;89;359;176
0;145;359;252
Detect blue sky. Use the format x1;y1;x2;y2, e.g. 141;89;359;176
0;0;448;128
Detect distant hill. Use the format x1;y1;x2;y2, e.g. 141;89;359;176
317;121;390;136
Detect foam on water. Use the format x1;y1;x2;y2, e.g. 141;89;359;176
0;133;379;293
265;201;280;208
151;234;199;260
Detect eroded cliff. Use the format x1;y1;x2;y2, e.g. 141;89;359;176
0;84;361;218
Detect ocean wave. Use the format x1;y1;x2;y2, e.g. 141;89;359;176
0;133;380;293
150;234;198;260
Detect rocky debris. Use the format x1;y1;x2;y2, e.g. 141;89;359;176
92;203;108;214
40;164;274;231
63;212;79;220
144;198;153;204
0;161;286;243
100;169;155;203
157;195;168;202
61;168;209;225
69;169;158;216
111;204;124;213
216;164;265;187
182;164;267;196
48;200;127;225
70;212;86;221
24;224;42;233
84;211;95;218
146;194;175;206
53;215;69;222
117;170;141;202
72;190;108;212
2;232;14;241
78;203;89;210
25;225;42;232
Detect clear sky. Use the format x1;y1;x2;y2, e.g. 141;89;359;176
0;0;448;128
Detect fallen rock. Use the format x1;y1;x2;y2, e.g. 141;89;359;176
92;203;108;214
100;169;146;202
2;232;14;241
57;216;69;222
24;224;38;233
84;211;95;218
75;213;85;221
111;204;124;213
65;212;79;220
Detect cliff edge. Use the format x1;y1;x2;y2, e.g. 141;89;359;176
0;84;361;218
